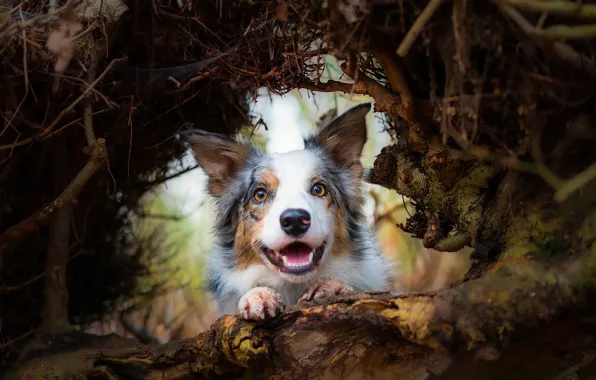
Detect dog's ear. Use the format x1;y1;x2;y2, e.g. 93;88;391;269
180;130;253;197
313;103;371;169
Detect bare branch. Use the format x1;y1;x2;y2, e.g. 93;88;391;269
555;162;596;202
300;65;406;118
496;3;596;74
13;236;596;378
0;57;125;151
0;139;108;256
82;44;104;148
397;0;446;57
499;0;596;19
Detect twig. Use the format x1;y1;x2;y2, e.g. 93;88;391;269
555;162;596;202
499;0;596;19
543;24;596;40
0;58;125;151
375;200;410;225
0;329;35;350
0;270;46;292
136;165;199;188
0;249;84;292
445;122;563;187
372;48;413;108
300;62;406;118
497;3;596;74
0;139;108;255
397;0;446;57
178;66;220;91
0;0;81;41
82;45;103;148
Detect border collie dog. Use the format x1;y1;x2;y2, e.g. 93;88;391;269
181;103;393;320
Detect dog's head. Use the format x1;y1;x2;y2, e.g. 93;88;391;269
182;103;371;283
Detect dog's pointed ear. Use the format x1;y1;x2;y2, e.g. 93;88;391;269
313;103;371;168
179;130;253;197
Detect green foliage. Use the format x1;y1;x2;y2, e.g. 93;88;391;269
135;190;210;293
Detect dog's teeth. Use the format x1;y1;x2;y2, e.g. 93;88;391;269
308;251;314;263
282;256;288;266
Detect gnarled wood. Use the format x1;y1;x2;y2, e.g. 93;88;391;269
8;229;596;379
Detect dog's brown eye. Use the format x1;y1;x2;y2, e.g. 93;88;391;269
311;183;327;197
253;188;268;202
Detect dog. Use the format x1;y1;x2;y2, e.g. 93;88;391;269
181;103;394;320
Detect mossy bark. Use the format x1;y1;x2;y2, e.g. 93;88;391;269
7;207;596;379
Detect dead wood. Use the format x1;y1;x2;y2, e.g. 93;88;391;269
8;229;596;379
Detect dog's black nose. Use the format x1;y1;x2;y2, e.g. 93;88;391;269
280;209;311;236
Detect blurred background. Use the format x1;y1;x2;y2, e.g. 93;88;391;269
82;57;472;344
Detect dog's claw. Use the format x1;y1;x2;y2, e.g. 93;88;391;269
238;287;285;320
299;277;353;302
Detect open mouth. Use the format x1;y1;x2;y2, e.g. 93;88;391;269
262;242;325;275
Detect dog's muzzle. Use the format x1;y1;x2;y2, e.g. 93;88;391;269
262;241;325;275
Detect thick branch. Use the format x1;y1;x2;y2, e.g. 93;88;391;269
40;135;73;335
0;139;107;255
301;75;405;117
10;227;596;378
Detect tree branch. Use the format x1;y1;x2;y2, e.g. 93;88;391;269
0;139;107;256
0;57;124;151
397;0;446;57
495;3;596;74
300;67;405;118
11;232;596;378
41;135;72;335
498;0;596;19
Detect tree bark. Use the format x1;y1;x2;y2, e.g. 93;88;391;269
8;221;596;379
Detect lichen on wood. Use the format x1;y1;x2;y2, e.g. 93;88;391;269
9;222;596;378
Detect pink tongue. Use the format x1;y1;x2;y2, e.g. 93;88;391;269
281;244;311;265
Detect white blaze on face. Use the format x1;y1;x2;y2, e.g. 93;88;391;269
259;149;333;252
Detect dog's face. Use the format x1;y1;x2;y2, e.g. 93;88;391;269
182;103;370;283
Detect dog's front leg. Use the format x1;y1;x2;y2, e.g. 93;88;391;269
238;287;285;320
298;277;353;302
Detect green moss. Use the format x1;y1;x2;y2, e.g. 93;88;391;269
578;210;596;249
535;235;571;260
501;244;537;260
503;202;564;259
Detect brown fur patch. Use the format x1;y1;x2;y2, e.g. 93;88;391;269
207;178;225;198
261;169;280;191
185;134;252;198
330;206;351;257
234;210;263;269
234;169;279;269
349;161;364;178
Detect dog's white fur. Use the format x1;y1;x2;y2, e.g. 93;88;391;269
206;147;390;319
183;103;396;320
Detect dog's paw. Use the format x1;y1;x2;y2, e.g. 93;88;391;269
299;277;353;302
238;287;285;321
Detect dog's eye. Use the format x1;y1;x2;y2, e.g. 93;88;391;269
253;188;268;202
311;183;327;197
